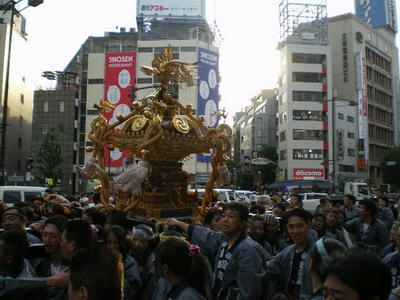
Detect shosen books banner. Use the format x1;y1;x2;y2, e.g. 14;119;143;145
103;52;136;167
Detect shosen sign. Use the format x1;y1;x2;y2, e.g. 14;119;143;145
197;48;219;163
103;52;136;167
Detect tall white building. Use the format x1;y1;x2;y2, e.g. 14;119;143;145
277;0;333;181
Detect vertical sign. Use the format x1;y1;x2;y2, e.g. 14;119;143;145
197;48;219;162
104;52;136;167
355;0;398;32
355;52;368;170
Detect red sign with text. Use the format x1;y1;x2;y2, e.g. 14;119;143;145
293;168;324;180
103;52;136;167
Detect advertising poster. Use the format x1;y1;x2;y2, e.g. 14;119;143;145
104;52;136;167
137;0;205;18
356;0;397;32
197;48;219;162
293;169;325;180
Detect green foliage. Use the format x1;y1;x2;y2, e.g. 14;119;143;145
258;144;278;162
36;132;63;185
381;146;400;186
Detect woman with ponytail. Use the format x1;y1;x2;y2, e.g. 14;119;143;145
155;237;208;300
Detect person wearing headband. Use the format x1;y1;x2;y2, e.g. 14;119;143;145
262;213;287;256
308;238;346;300
127;224;155;300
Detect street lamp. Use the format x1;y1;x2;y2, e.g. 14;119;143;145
0;0;43;185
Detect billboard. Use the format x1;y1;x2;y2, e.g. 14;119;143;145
137;0;205;18
293;169;325;180
355;0;398;32
104;52;136;167
355;52;369;171
197;48;219;162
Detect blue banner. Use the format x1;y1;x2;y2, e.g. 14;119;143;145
355;0;397;32
197;48;219;162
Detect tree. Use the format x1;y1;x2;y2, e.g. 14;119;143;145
381;146;400;187
258;144;278;163
256;144;278;185
36;132;63;185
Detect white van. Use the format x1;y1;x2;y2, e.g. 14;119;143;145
0;186;47;206
298;193;329;213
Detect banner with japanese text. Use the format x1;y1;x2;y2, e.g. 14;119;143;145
104;52;136;167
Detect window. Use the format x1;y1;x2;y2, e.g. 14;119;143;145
293;129;325;140
42;124;48;134
44;101;48;112
3;191;21;204
17;138;22;149
339;165;355;173
279;112;287;123
138;47;153;52
60;101;64;112
292;53;326;64
347;116;355;123
348;148;355;157
58;124;64;133
20;94;24;104
338;113;344;120
180;47;196;52
19;116;23;127
293;149;323;160
88;79;104;84
293;110;323;121
279;131;286;142
348;132;355;139
17;160;21;172
292;72;324;83
280;150;287;161
293;91;326;102
137;78;153;84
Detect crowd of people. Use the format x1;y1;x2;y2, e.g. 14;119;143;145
0;188;398;300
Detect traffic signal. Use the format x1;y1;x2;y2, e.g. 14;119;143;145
28;0;43;7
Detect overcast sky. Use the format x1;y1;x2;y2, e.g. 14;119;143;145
20;0;397;123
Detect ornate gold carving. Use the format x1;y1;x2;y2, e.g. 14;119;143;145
131;115;148;132
173;115;190;134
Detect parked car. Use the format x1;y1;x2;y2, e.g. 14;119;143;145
298;192;329;213
0;186;47;206
235;190;256;203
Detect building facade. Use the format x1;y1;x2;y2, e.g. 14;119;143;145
32;89;79;195
0;10;33;183
329;13;399;183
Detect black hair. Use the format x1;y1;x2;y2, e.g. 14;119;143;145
105;210;127;230
104;225;128;257
337;210;346;222
273;203;287;212
69;208;82;219
344;194;356;204
47;203;70;218
155;238;208;296
309;238;346;279
359;199;378;218
290;194;302;203
69;248;123;300
319;197;330;205
250;203;266;215
0;230;29;275
283;208;312;224
378;197;390;206
83;208;106;227
44;215;68;233
64;220;93;250
321;249;391;300
222;201;249;221
204;208;222;226
312;212;325;221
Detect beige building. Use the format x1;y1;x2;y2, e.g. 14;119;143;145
329;14;399;183
0;11;33;183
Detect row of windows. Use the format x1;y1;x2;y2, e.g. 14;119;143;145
368;105;393;126
365;47;391;74
366;66;392;91
292;53;326;64
42;124;65;134
279;148;356;161
370;144;388;161
338;164;355;173
43;101;64;112
292;72;325;83
292;91;326;102
337;113;354;123
138;46;196;53
367;85;393;109
279;130;327;142
368;124;394;143
293;110;323;121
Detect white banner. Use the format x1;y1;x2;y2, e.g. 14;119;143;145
137;0;205;18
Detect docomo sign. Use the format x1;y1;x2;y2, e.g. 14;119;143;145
293;169;324;180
